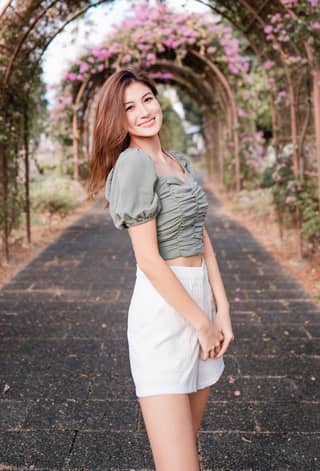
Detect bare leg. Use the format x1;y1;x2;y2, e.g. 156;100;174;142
138;393;200;471
188;386;211;470
188;385;211;436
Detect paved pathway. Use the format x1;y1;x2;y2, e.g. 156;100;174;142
0;181;319;470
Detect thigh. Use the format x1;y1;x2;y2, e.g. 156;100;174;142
138;393;200;471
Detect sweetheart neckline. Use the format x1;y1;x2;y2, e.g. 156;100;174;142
156;173;190;185
127;147;188;184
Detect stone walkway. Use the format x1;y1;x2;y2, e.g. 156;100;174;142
0;181;319;471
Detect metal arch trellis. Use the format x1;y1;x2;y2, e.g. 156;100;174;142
1;0;114;90
201;0;320;200
0;0;116;261
197;0;320;258
0;0;319;262
69;49;239;191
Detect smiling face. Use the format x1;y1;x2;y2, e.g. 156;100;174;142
123;81;163;143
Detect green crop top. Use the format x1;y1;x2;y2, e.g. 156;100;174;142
105;147;208;260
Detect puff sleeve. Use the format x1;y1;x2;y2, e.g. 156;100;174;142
105;148;161;230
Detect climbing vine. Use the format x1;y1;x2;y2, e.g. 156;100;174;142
0;0;319;262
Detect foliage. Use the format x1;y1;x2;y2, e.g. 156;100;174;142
1;0;319;261
0;182;25;238
236;55;273;133
262;149;320;247
240;130;267;190
265;1;320;66
31;174;86;219
159;93;187;154
295;176;320;251
175;88;203;127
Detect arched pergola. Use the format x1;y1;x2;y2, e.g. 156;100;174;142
0;0;319;261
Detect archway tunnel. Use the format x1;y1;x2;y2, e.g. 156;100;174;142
0;0;319;261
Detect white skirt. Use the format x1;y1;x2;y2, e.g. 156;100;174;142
127;256;225;397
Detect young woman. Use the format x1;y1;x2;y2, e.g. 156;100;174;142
89;68;234;471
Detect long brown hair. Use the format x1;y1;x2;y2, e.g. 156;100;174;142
88;68;158;205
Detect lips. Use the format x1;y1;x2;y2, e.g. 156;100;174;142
139;117;156;126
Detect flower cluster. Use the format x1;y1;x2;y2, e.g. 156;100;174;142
61;2;250;86
263;1;320;61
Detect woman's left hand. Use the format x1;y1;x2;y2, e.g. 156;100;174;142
211;305;234;359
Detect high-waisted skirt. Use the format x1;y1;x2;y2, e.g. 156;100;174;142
127;256;225;397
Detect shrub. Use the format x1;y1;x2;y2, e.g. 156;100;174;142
31;174;87;220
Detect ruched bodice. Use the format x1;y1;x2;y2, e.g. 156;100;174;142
105;147;208;260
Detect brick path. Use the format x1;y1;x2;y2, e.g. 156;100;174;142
0;183;319;470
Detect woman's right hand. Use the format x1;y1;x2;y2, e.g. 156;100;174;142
195;318;224;361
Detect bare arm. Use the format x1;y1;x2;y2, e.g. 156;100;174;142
128;218;210;331
203;225;230;310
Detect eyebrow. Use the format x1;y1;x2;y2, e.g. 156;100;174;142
124;91;152;106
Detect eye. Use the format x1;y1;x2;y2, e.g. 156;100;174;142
125;105;134;112
145;96;153;102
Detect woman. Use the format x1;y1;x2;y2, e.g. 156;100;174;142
89;67;234;471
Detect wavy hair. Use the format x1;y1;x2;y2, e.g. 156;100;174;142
88;68;158;205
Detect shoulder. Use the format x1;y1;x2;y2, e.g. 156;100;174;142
115;147;155;174
105;147;157;200
104;147;161;230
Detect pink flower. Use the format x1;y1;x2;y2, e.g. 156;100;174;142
146;53;156;62
79;63;89;73
288;55;302;64
264;25;273;34
285;195;296;204
309;22;320;30
234;390;241;397
229;64;239;74
139;44;152;51
162;72;173;79
237;107;247;117
277;90;287;99
122;54;132;63
66;73;77;81
278;34;289;42
225;47;234;56
263;60;275;70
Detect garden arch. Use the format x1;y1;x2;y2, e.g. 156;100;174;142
0;0;319;261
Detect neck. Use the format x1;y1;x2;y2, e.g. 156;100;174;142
129;134;165;161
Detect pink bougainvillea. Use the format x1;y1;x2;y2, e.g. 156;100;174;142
61;2;250;85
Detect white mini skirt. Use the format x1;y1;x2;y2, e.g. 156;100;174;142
127;256;225;397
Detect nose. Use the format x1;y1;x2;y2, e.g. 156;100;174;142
137;101;151;117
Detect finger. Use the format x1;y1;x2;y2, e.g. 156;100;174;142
214;339;230;358
215;344;229;358
200;349;209;361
